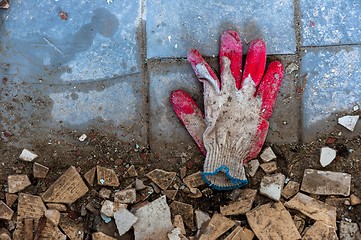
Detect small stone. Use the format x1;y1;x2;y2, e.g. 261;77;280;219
41;166;89;204
225;226;255;240
114;188;136;204
100;200;114;217
8;175;31;193
350;194;361;205
146;169;176;190
162;189;178;200
195;209;210;230
78;134;87;142
320;147;336;167
168;227;183;240
260;161;277;173
260;147;277;162
339;220;361;239
137;186;154;202
246;202;301;240
0;228;11;240
220;189;257;216
135;179;146;190
92;232;117;240
187;188;202;198
202;188;213;198
45;209;61;226
5;193;17;207
97;166;120;187
180;167;187;179
302;221;338;239
124;165;138;178
260;173;285;201
353;105;359;111
338;115;359;131
19;149;38;162
170;201;194;229
173;215;186;235
133;196;172;240
84;167;96;186
150;182;161;193
0;201;13;220
33;162;49;178
46;203;67;212
285;193;336;227
282;181;300;199
199;214;235;240
301;169;351;196
99;188;112;199
246;159;260;177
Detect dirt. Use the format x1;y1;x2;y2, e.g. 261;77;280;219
0;126;361;238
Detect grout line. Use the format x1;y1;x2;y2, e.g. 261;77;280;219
293;0;304;144
301;43;361;49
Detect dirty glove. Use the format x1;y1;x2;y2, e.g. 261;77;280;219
171;30;284;190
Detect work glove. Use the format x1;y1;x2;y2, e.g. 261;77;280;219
171;30;284;190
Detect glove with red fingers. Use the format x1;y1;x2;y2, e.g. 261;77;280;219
171;30;284;190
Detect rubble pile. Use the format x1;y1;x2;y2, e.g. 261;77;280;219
0;146;360;240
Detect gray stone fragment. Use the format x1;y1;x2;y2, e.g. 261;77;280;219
114;209;138;236
339;221;361;240
260;173;285;201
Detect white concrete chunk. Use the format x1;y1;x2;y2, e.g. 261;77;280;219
320;147;336;167
301;169;351;196
260;173;285;201
133;195;173;240
338;115;359;131
78;134;87;142
339;221;361;239
114;208;138;236
260;147;277;162
195;209;210;229
246;159;260;177
100;200;114;217
19;149;38;162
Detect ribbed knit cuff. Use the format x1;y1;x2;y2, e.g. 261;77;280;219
202;144;248;190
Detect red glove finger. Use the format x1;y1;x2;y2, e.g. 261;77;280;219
220;30;242;90
257;61;284;120
170;90;206;155
187;49;221;93
242;39;266;87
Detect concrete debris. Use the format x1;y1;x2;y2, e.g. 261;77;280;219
325;196;351;209
187;188;202;198
33;162;49;178
59;214;85;240
169;200;194;229
246;202;301;240
45;209;60;226
97;165;120;187
19;149;38;162
41;166;89;204
37;220;67;240
124;164;138;178
46;203;67;212
282;180;300;199
320;146;337;167
293;215;305;233
260;147;277;162
302;221;338;240
137;186;154;202
135;178;147;190
168;227;185;240
0;228;11;240
350;194;361;205
101;200;115;217
260;173;285;201
199;214;235;240
338;115;359;131
260;161;277;173
114;188;136;204
220;189;257;216
0;201;13;220
195;209;210;230
8;174;31;193
146;169;177;190
183;171;205;191
162;189;178;200
173;215;186;235
114;208;138;236
245;159;260;177
285;192;336;227
5;193;17;207
99;188;112;199
92;232;117;240
78;133;87;142
133;195;173;240
301;169;351;196
339;220;361;240
23;218;34;240
84;167;96;186
286;62;299;74
225;226;255;240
